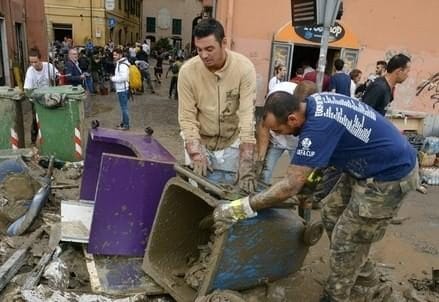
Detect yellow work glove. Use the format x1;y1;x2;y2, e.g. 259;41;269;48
213;196;257;235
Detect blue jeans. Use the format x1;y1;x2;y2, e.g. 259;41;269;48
117;90;130;128
207;170;236;185
261;145;295;184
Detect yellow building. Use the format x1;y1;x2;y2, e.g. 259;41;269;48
45;0;142;47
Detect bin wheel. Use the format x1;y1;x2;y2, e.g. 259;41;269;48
303;221;324;246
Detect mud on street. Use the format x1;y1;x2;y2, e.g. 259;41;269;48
0;77;438;302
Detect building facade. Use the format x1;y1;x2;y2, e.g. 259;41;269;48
44;0;142;47
212;0;439;114
0;0;47;87
142;0;204;51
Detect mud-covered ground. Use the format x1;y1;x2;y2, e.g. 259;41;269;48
4;72;438;301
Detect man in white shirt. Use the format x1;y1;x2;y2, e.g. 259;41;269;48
24;48;58;91
142;40;150;55
111;48;131;130
24;47;59;145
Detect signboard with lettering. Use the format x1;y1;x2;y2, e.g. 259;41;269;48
105;0;115;11
295;22;345;43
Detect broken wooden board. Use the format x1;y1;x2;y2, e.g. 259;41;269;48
22;224;62;290
61;200;94;243
0;227;45;291
83;247;164;296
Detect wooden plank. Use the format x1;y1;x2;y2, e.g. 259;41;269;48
83;246;102;293
0;227;45;291
22;224;62;290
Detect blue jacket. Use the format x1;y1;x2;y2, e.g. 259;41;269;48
64;60;84;86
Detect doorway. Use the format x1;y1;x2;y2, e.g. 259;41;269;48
53;23;72;43
290;45;340;79
15;23;26;80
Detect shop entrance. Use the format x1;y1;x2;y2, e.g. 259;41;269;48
290;45;340;79
53;24;72;43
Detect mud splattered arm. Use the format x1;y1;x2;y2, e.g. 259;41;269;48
250;164;313;211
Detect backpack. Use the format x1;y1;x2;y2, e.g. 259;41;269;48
171;63;180;74
120;62;142;90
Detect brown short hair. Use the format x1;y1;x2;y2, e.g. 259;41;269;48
28;47;41;59
293;80;318;102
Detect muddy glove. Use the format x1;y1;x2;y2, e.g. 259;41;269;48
213;196;257;235
186;139;211;176
254;160;265;178
237;143;257;193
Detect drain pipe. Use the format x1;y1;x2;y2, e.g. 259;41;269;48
225;0;234;49
90;0;93;42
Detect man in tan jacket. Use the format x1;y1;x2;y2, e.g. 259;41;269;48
178;18;257;192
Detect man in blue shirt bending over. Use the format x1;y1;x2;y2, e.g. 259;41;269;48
213;81;419;302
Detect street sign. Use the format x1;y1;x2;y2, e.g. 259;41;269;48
105;0;115;11
291;0;317;26
108;17;117;28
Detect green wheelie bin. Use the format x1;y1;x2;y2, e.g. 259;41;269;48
0;87;25;150
30;85;86;161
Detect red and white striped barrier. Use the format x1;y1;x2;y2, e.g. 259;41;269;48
36;113;42;144
10;128;19;149
74;126;82;159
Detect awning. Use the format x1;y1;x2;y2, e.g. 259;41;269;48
274;21;360;49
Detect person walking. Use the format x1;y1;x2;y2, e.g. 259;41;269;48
330;59;351;96
111;48;131;130
166;56;183;99
361;54;411;115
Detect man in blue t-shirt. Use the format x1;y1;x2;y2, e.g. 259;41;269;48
212;81;418;302
330;59;351;97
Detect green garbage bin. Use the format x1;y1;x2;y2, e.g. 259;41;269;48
0;87;25;150
31;85;85;162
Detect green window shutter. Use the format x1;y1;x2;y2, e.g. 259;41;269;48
172;19;182;35
146;17;156;33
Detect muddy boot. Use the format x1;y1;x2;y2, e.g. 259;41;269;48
355;259;379;287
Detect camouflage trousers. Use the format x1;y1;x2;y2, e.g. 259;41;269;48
321;165;419;302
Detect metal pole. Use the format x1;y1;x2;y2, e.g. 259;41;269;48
316;0;340;92
316;26;330;92
90;0;93;42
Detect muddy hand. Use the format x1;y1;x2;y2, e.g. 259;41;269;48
238;174;257;194
191;155;212;176
212;197;257;235
186;139;211;176
238;142;257;193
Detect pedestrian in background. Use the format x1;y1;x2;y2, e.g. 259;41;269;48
111;48;131;130
362;54;411;115
166;56;183;100
330;59;351;96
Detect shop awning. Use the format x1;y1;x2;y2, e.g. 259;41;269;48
274;21;360;49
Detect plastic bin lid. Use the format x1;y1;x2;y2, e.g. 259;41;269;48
32;85;85;98
0;86;24;100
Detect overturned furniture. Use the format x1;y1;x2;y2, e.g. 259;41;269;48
143;165;323;302
78;127;176;256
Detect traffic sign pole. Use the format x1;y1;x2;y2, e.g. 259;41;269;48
316;0;341;92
